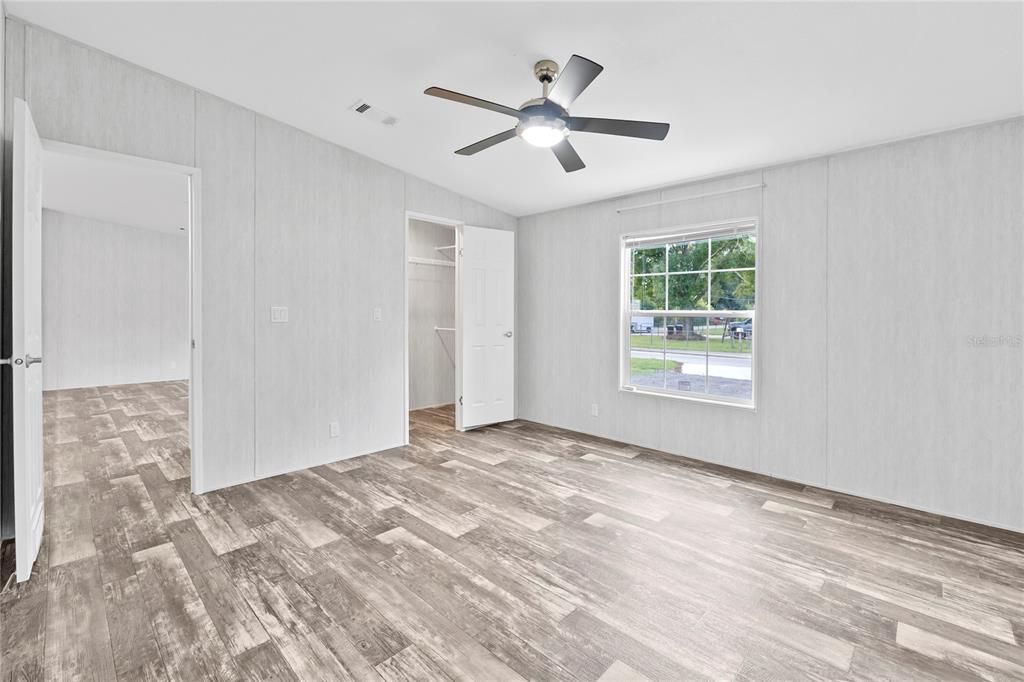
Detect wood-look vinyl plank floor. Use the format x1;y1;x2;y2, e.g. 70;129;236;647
1;381;1022;681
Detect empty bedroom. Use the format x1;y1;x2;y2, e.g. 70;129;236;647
0;2;1021;681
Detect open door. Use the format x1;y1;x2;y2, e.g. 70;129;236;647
456;225;514;430
10;98;44;582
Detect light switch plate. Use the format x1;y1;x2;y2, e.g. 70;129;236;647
271;306;288;323
329;421;340;438
372;307;382;322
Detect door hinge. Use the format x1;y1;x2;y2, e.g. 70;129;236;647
191;339;196;349
459;396;463;406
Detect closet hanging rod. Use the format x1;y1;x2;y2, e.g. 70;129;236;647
434;327;456;332
435;245;457;251
408;256;455;268
615;183;765;214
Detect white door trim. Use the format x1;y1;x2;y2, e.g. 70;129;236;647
403;211;462;443
39;139;206;494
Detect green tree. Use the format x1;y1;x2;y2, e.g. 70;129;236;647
632;275;665;309
630;235;755;331
711;235;756;270
710;236;756;310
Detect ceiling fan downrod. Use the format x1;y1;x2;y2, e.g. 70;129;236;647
534;59;559;98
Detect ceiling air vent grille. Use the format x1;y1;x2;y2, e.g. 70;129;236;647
349;100;398;127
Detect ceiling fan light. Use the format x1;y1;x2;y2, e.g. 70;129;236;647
517;117;568;148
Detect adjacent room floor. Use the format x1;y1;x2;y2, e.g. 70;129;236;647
1;381;1022;680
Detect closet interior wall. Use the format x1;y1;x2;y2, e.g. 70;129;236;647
408;219;456;411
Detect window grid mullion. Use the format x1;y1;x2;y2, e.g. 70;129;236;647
663;245;669;310
704;321;710;395
633;267;755;277
706;239;712;315
634;310;755;316
662;307;668;390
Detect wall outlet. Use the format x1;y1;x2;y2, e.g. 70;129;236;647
591;403;599;417
270;306;289;323
372;307;383;322
329;421;340;438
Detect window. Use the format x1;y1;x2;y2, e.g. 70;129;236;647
621;220;756;406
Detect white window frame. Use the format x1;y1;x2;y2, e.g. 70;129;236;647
619;217;758;409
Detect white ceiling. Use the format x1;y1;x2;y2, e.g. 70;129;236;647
43;149;190;234
10;2;1023;217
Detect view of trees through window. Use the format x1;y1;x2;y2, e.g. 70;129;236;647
625;229;755;402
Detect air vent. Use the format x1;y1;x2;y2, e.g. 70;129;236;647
349;100;399;127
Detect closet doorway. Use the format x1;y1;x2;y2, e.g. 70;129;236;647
405;214;459;434
404;211;517;440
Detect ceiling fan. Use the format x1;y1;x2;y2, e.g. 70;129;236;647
424;55;670;173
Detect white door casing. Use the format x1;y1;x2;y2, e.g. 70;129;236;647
12;98;45;582
457;225;514;430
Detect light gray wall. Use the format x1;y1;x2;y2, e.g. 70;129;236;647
824;120;1023;531
6;19;515;491
518;118;1024;532
408;219;456;410
41;210;188;390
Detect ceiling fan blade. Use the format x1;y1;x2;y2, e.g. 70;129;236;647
567;117;670;140
424;87;522;118
552;139;585;173
547;55;604;109
454;129;518;156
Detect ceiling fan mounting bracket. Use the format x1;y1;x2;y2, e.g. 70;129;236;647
533;59;559;84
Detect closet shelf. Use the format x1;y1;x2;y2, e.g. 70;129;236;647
408;256;455;268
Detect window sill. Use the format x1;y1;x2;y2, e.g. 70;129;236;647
619;385;756;411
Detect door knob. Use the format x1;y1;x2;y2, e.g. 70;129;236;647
504;331;513;338
24;355;42;367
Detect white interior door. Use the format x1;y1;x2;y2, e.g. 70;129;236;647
11;98;45;582
457;225;514;430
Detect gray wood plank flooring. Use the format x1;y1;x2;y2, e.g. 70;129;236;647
1;380;1022;680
